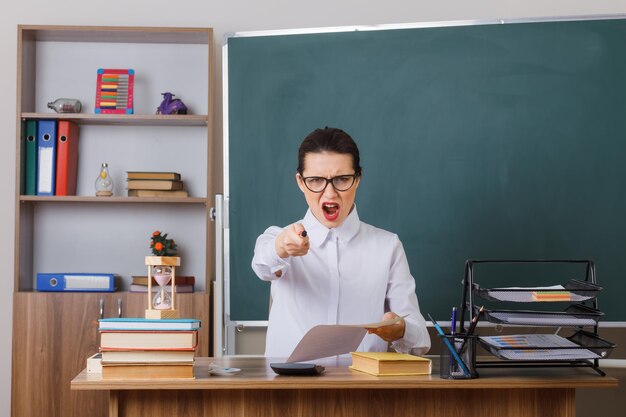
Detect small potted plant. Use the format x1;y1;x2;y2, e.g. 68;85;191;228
150;230;178;256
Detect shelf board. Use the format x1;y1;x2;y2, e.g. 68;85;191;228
21;113;208;127
16;290;209;295
21;25;212;44
19;196;208;204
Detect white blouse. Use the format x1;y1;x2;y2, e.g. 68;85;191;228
251;207;431;358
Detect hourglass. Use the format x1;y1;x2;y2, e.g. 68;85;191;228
145;256;180;319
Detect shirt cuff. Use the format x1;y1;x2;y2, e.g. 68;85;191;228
262;243;290;276
270;263;287;275
390;319;419;354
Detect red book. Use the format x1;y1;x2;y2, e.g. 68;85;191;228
55;121;79;195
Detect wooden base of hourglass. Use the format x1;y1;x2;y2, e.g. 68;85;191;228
146;309;180;319
145;256;181;319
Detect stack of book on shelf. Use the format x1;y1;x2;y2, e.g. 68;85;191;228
349;352;432;376
126;171;188;197
98;317;200;379
129;275;195;293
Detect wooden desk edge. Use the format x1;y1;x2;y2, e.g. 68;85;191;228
71;370;619;391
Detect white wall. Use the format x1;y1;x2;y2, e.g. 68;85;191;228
2;1;626;415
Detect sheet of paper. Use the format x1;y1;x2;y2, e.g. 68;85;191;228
285;316;408;363
492;285;565;290
286;325;367;363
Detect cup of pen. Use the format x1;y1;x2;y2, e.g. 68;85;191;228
439;333;479;379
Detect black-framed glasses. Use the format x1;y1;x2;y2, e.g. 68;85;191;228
300;173;359;193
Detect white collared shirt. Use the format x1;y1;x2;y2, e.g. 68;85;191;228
251;207;431;358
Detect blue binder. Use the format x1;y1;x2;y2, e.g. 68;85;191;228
37;273;116;292
36;120;57;196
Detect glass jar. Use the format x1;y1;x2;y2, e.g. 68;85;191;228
47;98;82;113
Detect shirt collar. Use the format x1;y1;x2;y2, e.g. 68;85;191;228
302;205;361;247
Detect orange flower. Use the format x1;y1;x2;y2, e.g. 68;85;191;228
150;241;154;246
152;230;161;236
154;242;164;251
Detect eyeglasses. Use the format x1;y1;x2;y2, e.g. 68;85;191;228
299;173;359;193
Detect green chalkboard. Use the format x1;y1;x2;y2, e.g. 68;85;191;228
226;18;626;322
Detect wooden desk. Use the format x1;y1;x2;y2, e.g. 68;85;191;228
71;357;618;417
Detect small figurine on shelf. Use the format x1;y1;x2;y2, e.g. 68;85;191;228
146;230;180;319
95;163;114;196
156;92;188;115
47;98;82;113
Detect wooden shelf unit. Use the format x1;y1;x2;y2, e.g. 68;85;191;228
12;25;215;417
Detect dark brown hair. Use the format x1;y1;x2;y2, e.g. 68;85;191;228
297;127;362;176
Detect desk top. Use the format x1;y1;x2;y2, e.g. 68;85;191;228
71;356;619;391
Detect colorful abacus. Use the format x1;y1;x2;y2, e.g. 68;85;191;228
95;68;134;114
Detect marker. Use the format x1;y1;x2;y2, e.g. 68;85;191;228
299;230;307;238
450;306;457;335
428;313;470;377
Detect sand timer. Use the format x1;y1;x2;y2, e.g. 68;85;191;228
145;256;180;319
152;265;173;310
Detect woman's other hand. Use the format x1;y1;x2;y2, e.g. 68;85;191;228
368;312;406;342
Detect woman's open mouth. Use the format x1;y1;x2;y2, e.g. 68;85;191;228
322;202;340;221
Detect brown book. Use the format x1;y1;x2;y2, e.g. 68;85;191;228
132;276;195;286
126;179;183;191
128;189;189;198
101;363;194;379
101;349;195;364
100;330;198;350
349;352;432;376
126;171;181;180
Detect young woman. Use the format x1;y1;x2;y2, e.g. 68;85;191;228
252;127;430;358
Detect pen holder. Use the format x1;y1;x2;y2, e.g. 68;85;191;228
439;334;479;379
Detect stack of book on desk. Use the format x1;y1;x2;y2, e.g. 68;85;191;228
129;275;195;293
126;171;188;197
98;318;200;379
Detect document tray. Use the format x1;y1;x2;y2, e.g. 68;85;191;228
480;304;603;327
478;330;614;361
473;279;602;303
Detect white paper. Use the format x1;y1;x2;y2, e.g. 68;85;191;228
286;325;367;363
488;312;596;326
480;334;601;360
285;316;407;363
492;285;565;290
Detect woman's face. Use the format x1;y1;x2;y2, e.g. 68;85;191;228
296;151;360;229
